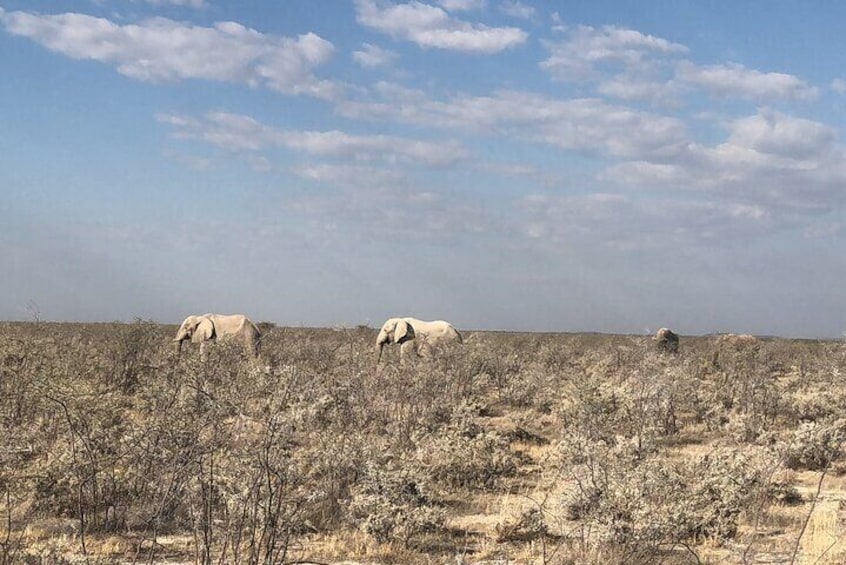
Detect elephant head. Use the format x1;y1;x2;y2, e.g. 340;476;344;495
654;327;679;353
376;318;415;362
174;315;215;353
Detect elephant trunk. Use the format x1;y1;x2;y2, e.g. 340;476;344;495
375;328;391;364
174;338;184;355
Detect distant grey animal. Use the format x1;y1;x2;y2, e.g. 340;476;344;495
376;317;463;363
654;327;679;353
174;314;261;357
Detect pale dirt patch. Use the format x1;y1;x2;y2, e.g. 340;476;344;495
792;474;846;565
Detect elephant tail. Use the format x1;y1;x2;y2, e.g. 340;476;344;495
454;328;464;343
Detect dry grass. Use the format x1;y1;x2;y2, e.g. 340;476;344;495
1;322;846;564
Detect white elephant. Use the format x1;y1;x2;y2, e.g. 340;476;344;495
174;314;261;358
376;317;463;363
653;327;679;353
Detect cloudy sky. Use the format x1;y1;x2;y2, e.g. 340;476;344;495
2;1;846;337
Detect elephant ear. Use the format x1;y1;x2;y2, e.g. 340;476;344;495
192;317;215;343
394;319;414;343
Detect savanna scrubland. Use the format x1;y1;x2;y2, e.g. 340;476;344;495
1;321;846;564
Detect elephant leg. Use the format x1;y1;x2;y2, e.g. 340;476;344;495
400;341;416;364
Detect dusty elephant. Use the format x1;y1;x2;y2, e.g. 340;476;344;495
375;317;463;363
174;314;262;358
653;327;679;353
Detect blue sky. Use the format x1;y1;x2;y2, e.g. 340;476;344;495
2;1;846;337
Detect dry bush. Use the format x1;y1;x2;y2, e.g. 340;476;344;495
414;400;519;490
1;323;846;564
346;463;445;547
556;430;776;562
553;343;695;455
778;419;846;471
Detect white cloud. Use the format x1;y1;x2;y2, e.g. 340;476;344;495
436;0;486;11
541;24;687;81
159;111;469;167
727;110;836;160
540;24;687;104
144;0;206;7
541;25;817;105
161;109;489;243
597;75;681;105
354;0;527;53
339;87;689;159
159;112;280;151
803;222;842;239
677;62;818;101
337;79;846;240
832;78;846;94
519;191;783;251
285;130;468;166
603;109;846;222
335;80;431;119
474;161;566;188
284;162;495;244
352;42;399;67
291;163;408;191
498;1;536;20
0;9;336;97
